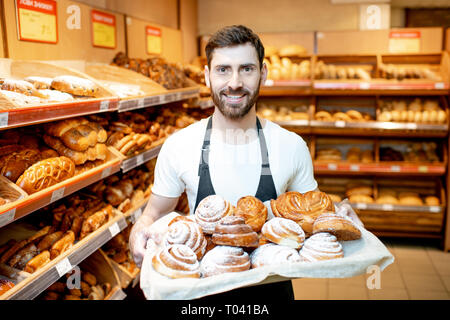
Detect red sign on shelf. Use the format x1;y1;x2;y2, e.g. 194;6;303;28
16;0;58;44
91;10;116;49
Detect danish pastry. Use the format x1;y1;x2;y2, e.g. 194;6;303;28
194;195;234;234
164;219;207;260
234;195;267;232
312;213;361;241
200;245;250;277
152;244;201;279
299;232;344;262
212;216;259;247
261;217;305;249
250;244;301;268
51;75;99;97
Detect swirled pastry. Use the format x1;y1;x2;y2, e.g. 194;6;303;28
270;191;334;234
194;195;234;234
250;244;302;268
299;232;344;262
234;196;267;232
312;213;361;241
152;244;201;279
200;245;250;277
212;216;259;247
261;217;305;249
164;219;207;260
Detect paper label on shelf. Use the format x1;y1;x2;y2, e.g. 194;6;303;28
382;204;394;211
136;154;144;166
131;207;143;224
55;258;73;277
390;165;401;172
429;206;440;213
418;166;428;173
265;79;274;86
327;163;338;170
16;0;58;44
434;82;445;89
92;10;116;49
146;26;162;54
163;93;177;104
350;164;360;171
355;203;367;210
51;187;65;203
101;166;112;179
388;31;420;53
99;100;110;111
335;121;346;128
406;123;418;130
145;96;160;106
109;222;120;238
137;98;145;109
0;113;9;128
359;82;370;89
0;209;16;228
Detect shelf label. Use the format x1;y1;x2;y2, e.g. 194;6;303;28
55;258;72;277
145;96;160;106
51;187;65;203
99;100;110;111
434;82;445;89
130;207;143;224
335;121;346;128
163;93;177;104
109;222;120;238
16;0;58;44
418;166;428;173
359;82;370;90
137;98;145;109
382;204;394;211
0;113;9;128
146;26;162;54
429;206;440;213
327;163;338;170
355;203;367;210
390;165;401;172
92;10;116;49
406;123;418;130
136;154;144;166
388;30;420;53
350;164;360;171
265;79;274;86
0;209;16;228
101;166;112;179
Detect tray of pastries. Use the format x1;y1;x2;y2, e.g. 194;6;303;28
257;102;310;122
140;191;393;300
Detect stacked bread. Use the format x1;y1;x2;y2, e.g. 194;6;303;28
314;61;371;81
151;191;362;280
346;147;373;163
39;267;112;300
376;189;439;206
379;64;441;81
378;98;447;124
316;148;342;161
380;142;439;163
345;184;374;204
264;55;310;81
257;103;309;121
315;109;372;122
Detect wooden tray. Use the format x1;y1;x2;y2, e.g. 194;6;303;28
99;249;139;289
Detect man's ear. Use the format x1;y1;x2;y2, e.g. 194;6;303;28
260;62;268;86
204;65;211;88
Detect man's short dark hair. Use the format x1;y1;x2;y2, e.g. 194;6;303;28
205;25;265;69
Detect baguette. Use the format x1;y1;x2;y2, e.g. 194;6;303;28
23;250;50;273
50;231;75;259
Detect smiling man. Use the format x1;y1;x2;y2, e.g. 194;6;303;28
129;25;318;300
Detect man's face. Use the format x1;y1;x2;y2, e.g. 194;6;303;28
205;43;267;119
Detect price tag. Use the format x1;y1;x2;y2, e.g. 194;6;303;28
109;222;120;238
335;121;346;128
146;96;160;106
0;209;16;228
146;26;162;54
418;166;428;173
382;204;394;211
434;82;445;89
429;206;440;213
390;165;401;172
92;10;116;49
55;258;72;277
327;163;338;170
131;207;143;224
99;100;110;111
51;187;65;203
265;79;274;86
101;167;112;179
406;123;418;130
16;0;58;44
0;112;9;128
136;154;145;166
137;98;145;109
355;203;367;210
359;82;370;90
350;164;360;171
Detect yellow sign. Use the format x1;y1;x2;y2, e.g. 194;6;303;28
92;10;116;49
389;31;420;53
16;0;58;44
146;26;162;54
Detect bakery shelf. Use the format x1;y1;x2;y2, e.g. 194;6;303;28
119;140;164;173
99;249;140;289
0;213;128;300
0;147;124;228
314;162;446;176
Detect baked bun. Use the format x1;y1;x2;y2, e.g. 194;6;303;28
200;245;250;277
425;196;440;206
315;111;333;121
312;213;361;241
250;244;301;268
194;195;234;234
299;232;344;262
212;216;259;247
348;194;374;204
164;219;207;260
270;191;335;234
261;217;305;249
234;195;267;232
152;244;201;279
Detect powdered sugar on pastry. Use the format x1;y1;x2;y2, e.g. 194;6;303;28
52;75;95;87
194;195;233;234
24;76;53;89
299;232;344;262
152;244;200;279
250;244;301;268
0;90;42;106
261;217;305;249
164;219;207;260
38;89;74;102
200;245;250;277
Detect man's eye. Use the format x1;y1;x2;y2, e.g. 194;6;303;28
218;67;227;73
243;67;253;73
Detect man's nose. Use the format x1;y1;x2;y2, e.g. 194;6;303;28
227;71;243;90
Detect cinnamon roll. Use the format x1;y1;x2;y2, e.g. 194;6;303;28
299;232;344;262
194;195;234;234
200;245;250;277
312;213;361;241
261;217;305;249
234;195;267;232
212;216;259;247
250;244;302;268
152;244;201;279
164;219;207;260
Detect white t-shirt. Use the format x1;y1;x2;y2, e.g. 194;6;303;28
152;117;318;215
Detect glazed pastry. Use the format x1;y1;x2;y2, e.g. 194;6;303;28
299;232;344;262
261;217;305;249
194;195;234;234
200;245;250;277
234;195;267;232
23;250;50;273
152;244;201;279
50;231;75;259
45;118;89;137
60;125;98;152
250;244;301;268
0;148;42;182
312;213;361;241
212;216;259;247
79;205;113;240
270;191;335;234
164;219;207;260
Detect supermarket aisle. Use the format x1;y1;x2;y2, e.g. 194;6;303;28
292;238;450;300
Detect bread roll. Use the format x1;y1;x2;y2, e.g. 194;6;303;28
250;244;301;268
200;245;250;277
212;216;259;247
234;196;267;232
164;218;207;260
312;213;361;241
152;244;201;279
194;195;234;234
299;232;344;262
261;217;305;249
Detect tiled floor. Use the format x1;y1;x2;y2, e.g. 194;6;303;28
292;237;450;300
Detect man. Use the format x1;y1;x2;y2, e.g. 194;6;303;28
130;25;319;300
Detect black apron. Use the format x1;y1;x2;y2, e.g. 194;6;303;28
193;116;294;301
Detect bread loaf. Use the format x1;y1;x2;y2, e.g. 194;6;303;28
0;149;42;182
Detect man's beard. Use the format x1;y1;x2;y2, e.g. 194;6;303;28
210;79;261;120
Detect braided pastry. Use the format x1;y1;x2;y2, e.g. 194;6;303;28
313;213;361;241
250;244;301;268
261;217;305;249
234;196;267;232
271;191;334;234
299;232;344;262
200;245;250;277
194;195;234;234
16;156;75;194
164;218;207;260
152;244;201;279
212;216;259;247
